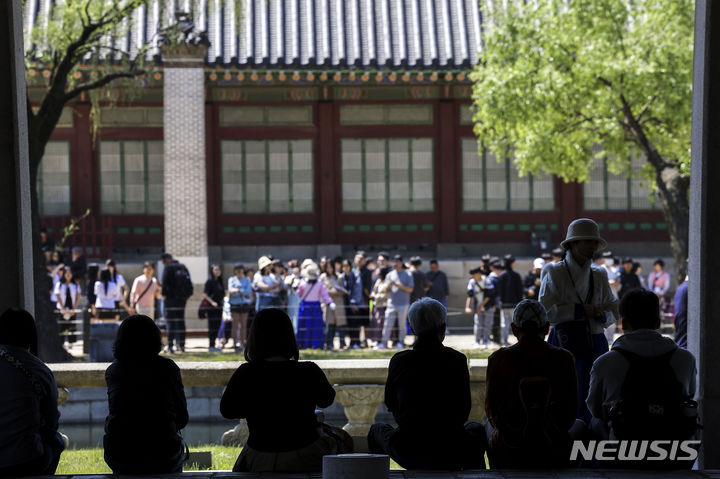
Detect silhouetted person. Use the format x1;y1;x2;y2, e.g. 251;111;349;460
220;308;351;473
588;289;698;469
0;308;64;476
485;300;579;468
103;315;189;474
368;298;486;470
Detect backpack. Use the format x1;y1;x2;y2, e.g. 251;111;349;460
610;348;699;441
167;263;194;300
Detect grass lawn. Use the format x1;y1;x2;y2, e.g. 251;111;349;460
56;446;404;473
165;348;492;362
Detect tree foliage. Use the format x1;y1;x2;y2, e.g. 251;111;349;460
472;0;692;180
471;0;693;278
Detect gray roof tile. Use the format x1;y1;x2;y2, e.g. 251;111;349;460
25;0;482;70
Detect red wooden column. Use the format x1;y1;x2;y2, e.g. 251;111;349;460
437;100;458;243
205;102;217;246
317;100;337;244
557;180;582;237
72;103;95;217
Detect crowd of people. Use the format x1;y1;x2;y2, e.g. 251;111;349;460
41;224;682;357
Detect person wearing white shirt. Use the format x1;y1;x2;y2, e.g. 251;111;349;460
94;269;129;321
53;267;81;348
539;218;618;423
106;259;128;304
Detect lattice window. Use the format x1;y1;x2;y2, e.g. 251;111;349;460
37;141;71;216
583;154;659;210
341;138;434;212
99;140;164;215
461;138;555;211
221;139;314;213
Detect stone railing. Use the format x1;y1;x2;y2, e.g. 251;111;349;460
50;359;487;447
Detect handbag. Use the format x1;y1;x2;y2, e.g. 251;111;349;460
197;298;212;319
553;260;594;357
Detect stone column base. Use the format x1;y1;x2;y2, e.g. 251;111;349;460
221;419;249;447
334;385;384;437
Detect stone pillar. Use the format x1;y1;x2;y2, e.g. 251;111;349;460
689;0;720;468
0;0;34;314
161;44;209;284
334;385;384;437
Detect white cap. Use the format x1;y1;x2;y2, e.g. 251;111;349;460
533;258;545;269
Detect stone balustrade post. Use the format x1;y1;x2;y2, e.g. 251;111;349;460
469;383;486;423
334;385;385;437
221;419;249;447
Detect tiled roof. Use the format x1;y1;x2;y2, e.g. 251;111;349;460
25;0;483;70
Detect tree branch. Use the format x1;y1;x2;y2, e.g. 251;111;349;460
636;95;659;122
64;70;144;102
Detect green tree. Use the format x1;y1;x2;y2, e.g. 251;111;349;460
25;0;152;361
471;0;692;280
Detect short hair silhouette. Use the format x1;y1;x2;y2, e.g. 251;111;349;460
408;298;446;338
619;289;661;330
0;308;38;355
244;308;299;362
113;315;162;360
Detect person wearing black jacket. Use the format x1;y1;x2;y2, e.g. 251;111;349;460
497;255;524;346
103;315;188;474
618;257;642;299
368;298;486;470
202;264;225;353
161;253;192;353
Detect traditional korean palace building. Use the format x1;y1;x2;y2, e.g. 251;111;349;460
27;0;669;274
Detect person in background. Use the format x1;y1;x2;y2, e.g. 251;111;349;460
129;262;161;319
484;300;579;468
40;228;55;264
285;260;301;333
426;260;449;307
649;259;671;316
160;253;194;354
253;256;282;312
296;264;336;350
320;262;347;350
95;269;129;321
220;309;351;472
228;263;253;353
70;246;87;292
368;298;486;470
634;262;645;289
523;258;544;299
409;256;429;305
272;260;288;309
202;264;225;353
54;266;80;349
0;308;65;477
374;252;390;282
377;255;414;350
550;248;564;264
480;254;492;276
370;267;391;348
466;267;490;348
106;259;128;305
601;251;620;297
486;260;503;346
103;315;188;474
674;272;689;348
347;252;367;349
497;255;524;346
618;257;642;299
340;259;354;348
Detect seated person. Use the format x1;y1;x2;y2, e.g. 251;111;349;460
368;298;486;470
220;308;351;473
0;308;65;477
103;315;189;474
587;289;698;468
485;300;580;468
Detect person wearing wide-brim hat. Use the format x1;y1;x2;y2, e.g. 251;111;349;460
296;263;336;350
538;218;619;423
253;256;282;312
